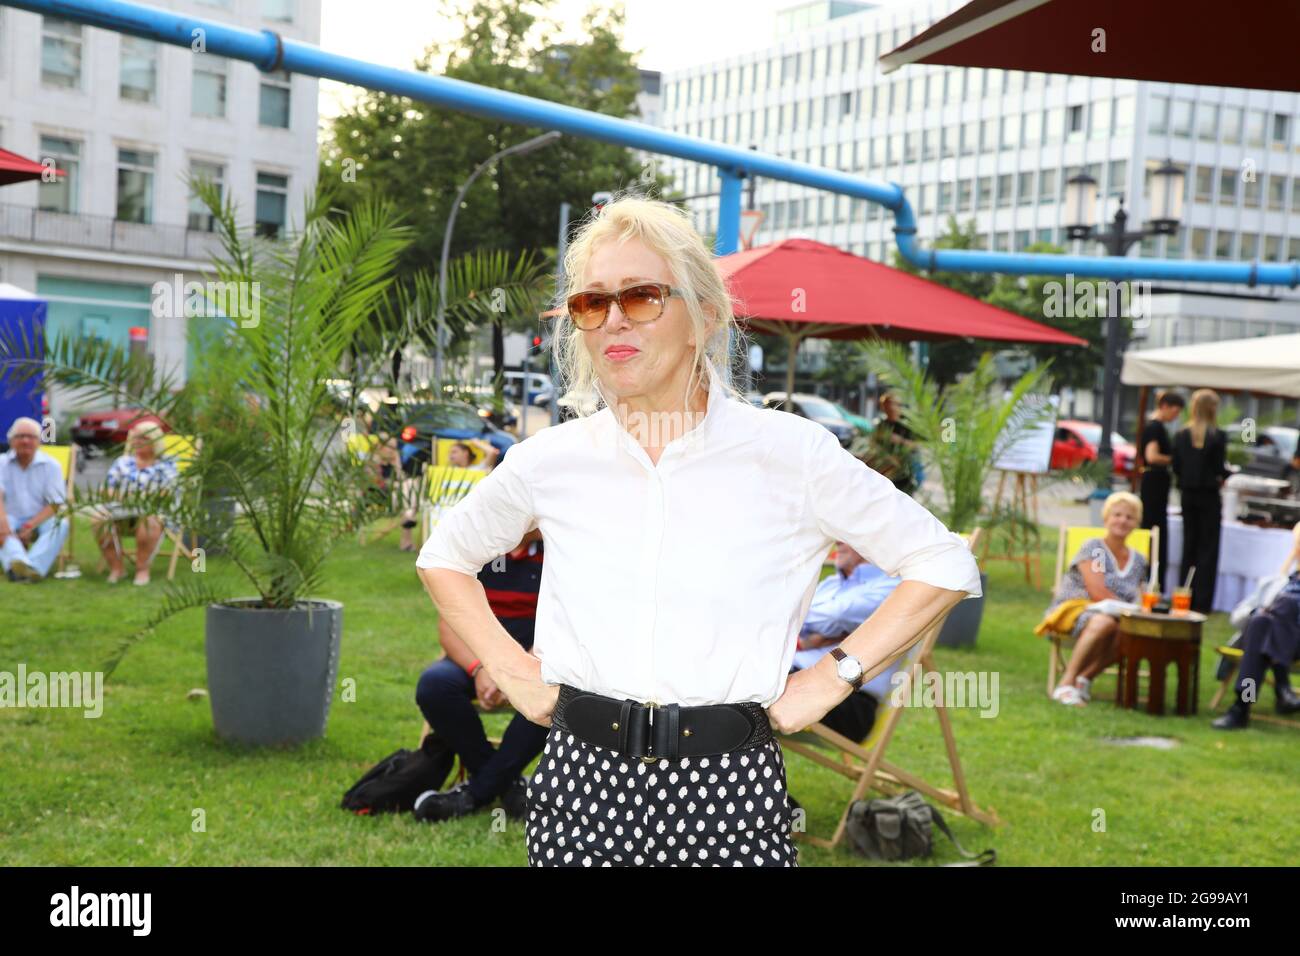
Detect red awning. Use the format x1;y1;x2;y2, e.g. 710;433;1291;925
718;238;1088;345
879;0;1300;93
0;148;59;187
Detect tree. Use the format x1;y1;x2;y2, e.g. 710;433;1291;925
321;0;670;365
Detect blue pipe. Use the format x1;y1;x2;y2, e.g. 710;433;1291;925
10;0;1300;289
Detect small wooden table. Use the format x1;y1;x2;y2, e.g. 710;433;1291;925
1116;610;1207;716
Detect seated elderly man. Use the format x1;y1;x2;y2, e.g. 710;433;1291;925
789;540;903;743
0;417;71;582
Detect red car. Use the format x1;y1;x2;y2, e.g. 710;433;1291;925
71;408;169;448
1051;419;1136;479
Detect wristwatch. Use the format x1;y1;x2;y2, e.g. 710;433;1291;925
829;648;864;689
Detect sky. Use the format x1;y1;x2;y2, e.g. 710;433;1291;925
317;0;909;117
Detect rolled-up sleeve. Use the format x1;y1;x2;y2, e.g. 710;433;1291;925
804;424;982;598
415;443;536;577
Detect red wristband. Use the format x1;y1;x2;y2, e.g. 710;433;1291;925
466;659;481;677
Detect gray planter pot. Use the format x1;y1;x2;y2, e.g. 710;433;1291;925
936;572;988;648
205;598;343;747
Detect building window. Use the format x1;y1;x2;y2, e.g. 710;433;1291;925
1090;98;1111;138
921;129;935;162
957;179;972;211
41;16;82;89
1239;233;1258;259
1267;175;1285;211
1244;109;1266;146
1038;169;1057;204
1272;113;1290;149
1196;103;1219;141
999;115;1014;150
119;36;158;103
1194;166;1213;203
940;126;954;158
255;171;289;238
1170;99;1192;137
1219;169;1237;205
1017;171;1034;205
1290;238;1300;262
1191;227;1210;258
259;70;291;128
1044;108;1064;143
262;0;293;22
977;175;992;210
1021;110;1041;147
1214;230;1234;258
960;120;977;155
193;54;228;117
187;159;224;232
116;148;155;224
938;182;953;213
996;173;1012;208
1222;106;1243;143
1107;159;1127;198
38;136;79;213
1263;235;1281;261
1148;96;1168;135
1113;97;1135;136
1242;176;1260;208
1067;104;1084;139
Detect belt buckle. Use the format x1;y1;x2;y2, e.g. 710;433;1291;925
640;699;660;763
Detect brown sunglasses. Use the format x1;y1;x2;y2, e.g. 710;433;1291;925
566;282;683;331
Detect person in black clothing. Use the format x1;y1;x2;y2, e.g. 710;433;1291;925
1171;389;1229;614
873;392;920;495
1138;391;1185;582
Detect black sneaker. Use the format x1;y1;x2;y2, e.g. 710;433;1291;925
501;775;529;820
1276;687;1300;715
413;781;487;823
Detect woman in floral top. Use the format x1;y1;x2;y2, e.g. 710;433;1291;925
92;420;178;586
1043;491;1149;707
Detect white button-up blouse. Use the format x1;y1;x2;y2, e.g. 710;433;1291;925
416;359;982;708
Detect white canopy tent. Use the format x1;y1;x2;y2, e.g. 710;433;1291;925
1121;332;1300;398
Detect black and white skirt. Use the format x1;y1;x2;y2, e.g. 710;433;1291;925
525;724;798;867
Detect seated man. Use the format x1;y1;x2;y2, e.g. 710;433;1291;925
789;540;903;743
413;527;548;822
0;417;70;582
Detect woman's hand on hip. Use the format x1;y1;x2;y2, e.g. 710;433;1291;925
494;650;560;727
765;663;849;736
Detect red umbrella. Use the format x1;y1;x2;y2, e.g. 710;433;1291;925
718;238;1087;400
879;0;1299;94
0;148;60;187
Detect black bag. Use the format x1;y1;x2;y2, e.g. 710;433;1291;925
845;790;995;866
341;734;456;815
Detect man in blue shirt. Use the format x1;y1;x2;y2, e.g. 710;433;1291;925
0;417;70;581
790;540;902;743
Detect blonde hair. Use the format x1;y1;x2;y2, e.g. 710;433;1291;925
127;420;165;458
554;193;750;416
1186;388;1219;449
1102;490;1143;523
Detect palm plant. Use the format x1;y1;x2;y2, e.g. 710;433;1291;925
0;181;546;674
857;341;1056;536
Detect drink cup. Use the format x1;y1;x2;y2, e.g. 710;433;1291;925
1141;590;1160;612
1172;587;1192;615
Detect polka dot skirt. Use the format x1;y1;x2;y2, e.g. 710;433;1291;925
525;725;798;867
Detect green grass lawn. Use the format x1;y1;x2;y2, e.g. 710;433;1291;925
3;516;1297;866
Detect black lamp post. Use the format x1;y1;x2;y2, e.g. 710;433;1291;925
1063;159;1185;475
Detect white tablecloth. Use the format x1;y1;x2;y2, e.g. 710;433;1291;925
1164;514;1295;612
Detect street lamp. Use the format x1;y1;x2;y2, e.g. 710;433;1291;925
1063;159;1186;475
435;130;563;387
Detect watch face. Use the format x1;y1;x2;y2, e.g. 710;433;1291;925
837;655;863;682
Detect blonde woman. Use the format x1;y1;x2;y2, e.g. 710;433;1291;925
1172;389;1229;613
1045;492;1150;706
415;195;981;867
93;420;178;585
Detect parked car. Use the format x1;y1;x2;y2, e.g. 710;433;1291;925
830;400;873;435
763;391;857;447
480;370;552;408
1225;424;1299;483
373;398;517;476
71;408;170;449
1051;419;1135;478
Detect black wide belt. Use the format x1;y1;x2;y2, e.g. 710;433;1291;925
551;684;772;762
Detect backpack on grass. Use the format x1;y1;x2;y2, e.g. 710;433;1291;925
845;790;995;866
341;734;456;815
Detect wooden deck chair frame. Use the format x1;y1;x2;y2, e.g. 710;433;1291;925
778;530;1002;851
93;436;202;581
40;444;78;575
1044;522;1156;698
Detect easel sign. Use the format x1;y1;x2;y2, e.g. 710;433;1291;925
983;394;1057;587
